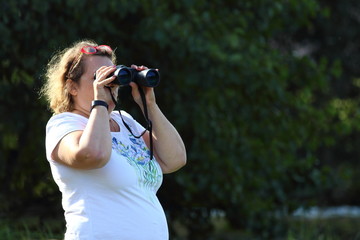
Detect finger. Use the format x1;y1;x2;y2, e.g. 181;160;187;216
101;75;117;85
129;82;141;96
129;81;139;91
131;64;148;71
139;65;148;70
94;75;116;89
101;66;116;78
95;65;110;76
95;66;116;81
131;64;138;69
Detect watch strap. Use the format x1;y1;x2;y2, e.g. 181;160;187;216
91;100;108;111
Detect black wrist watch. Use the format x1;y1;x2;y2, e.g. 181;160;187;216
91;100;108;111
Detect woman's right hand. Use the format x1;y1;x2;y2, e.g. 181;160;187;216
93;65;117;102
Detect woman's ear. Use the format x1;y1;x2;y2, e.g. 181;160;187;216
65;79;78;96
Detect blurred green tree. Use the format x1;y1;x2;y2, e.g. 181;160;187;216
285;0;360;206
0;0;358;239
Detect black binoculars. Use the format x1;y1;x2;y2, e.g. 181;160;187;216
109;65;160;87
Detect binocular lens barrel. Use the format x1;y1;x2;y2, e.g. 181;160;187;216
112;65;160;87
114;68;132;85
135;69;160;87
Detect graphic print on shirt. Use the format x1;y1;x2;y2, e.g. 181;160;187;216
111;135;162;195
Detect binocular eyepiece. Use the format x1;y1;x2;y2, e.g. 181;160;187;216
109;65;160;87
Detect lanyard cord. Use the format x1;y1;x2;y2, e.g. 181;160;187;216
106;86;154;160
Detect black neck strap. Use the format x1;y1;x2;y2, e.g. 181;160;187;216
107;86;154;160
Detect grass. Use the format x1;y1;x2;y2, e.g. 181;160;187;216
211;216;360;240
0;217;64;240
286;217;360;240
1;216;360;240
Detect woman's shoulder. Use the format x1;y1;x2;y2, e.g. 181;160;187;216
49;112;87;121
46;112;88;129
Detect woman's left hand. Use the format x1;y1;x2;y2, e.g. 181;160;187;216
129;64;157;109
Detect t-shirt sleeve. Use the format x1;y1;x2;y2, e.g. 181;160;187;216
45;113;87;161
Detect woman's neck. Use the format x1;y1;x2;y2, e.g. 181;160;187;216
72;108;91;118
72;107;120;132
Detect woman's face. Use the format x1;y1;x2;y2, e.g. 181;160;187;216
72;55;118;113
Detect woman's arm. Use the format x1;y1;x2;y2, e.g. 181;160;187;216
51;65;117;169
52;106;112;169
143;103;187;174
129;65;187;173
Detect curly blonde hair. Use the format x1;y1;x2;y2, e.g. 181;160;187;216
41;40;116;114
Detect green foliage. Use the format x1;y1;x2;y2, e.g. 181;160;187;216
291;0;360;206
0;0;358;239
0;218;64;240
286;217;360;240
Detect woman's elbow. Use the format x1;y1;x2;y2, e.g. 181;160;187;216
179;152;187;167
73;148;110;169
172;146;187;168
161;151;187;174
176;144;187;167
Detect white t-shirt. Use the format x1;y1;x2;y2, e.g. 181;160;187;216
45;111;168;240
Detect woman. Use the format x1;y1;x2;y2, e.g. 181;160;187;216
41;40;186;240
